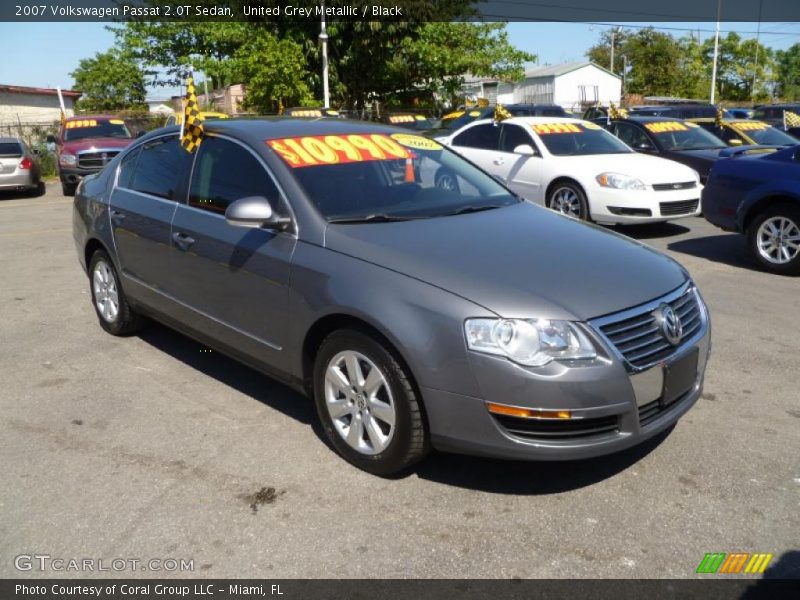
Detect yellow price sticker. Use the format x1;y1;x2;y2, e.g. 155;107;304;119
390;133;443;151
735;121;769;131
109;119;125;125
532;123;582;135
644;121;689;133
582;121;602;130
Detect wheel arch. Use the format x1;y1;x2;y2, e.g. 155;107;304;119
545;177;588;208
741;194;800;232
301;313;427;420
84;238;112;274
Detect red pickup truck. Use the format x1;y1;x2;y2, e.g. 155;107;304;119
51;116;134;196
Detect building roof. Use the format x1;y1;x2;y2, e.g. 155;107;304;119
0;84;82;98
523;62;620;80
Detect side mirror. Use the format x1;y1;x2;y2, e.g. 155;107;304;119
728;139;743;146
637;143;657;153
46;134;56;144
513;144;536;156
224;196;290;230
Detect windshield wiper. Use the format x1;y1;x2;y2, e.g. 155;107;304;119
328;213;418;224
447;205;504;216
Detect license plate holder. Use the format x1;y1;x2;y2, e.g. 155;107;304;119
661;348;698;407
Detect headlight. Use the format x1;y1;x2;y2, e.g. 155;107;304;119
690;168;701;184
59;153;76;167
596;172;646;190
464;318;597;367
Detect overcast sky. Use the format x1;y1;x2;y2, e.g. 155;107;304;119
1;21;798;99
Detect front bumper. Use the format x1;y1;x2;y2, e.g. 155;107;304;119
58;165;100;184
424;284;711;461
590;186;702;225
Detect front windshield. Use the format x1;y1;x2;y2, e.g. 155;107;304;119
64;119;132;141
735;122;797;146
643;121;727;150
267;132;518;222
534;121;632;156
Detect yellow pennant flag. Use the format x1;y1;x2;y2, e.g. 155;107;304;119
180;73;205;153
715;104;725;128
494;103;512;123
783;110;800;129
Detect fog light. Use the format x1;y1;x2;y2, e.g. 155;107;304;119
487;403;571;419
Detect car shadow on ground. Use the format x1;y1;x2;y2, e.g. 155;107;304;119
667;232;762;271
136;322;316;427
611;221;691;240
412;427;672;494
137;322;670;493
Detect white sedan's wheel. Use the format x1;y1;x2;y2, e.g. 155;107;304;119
548;182;589;220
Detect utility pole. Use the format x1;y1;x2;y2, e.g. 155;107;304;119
610;30;616;73
710;0;721;104
319;0;330;108
752;0;763;100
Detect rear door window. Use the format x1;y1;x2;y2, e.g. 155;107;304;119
452;124;501;150
130;136;190;200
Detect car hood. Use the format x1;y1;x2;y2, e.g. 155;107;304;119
61;138;133;154
324;202;687;320
556;152;698;185
669;148;726;161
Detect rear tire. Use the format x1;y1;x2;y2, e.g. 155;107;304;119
746;204;800;275
313;329;429;475
88;250;145;335
62;181;77;196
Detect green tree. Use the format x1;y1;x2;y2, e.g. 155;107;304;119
586;27;630;77
233;33;314;112
776;43;800;100
702;32;774;101
70;49;148;112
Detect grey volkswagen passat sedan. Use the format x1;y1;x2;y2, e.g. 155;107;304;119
73;119;711;475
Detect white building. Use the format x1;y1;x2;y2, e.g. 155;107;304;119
461;62;621;113
146;99;175;115
0;84;81;124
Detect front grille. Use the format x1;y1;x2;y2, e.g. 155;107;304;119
652;181;697;191
77;151;120;170
660;199;699;216
493;413;618;441
597;287;703;369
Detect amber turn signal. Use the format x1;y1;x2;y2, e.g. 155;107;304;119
486;403;571;420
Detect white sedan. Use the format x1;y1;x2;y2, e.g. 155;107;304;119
437;117;703;225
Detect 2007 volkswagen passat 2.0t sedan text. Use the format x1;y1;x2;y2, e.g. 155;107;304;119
72;119;711;475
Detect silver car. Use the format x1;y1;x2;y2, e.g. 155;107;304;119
72;119;711;475
0;137;42;196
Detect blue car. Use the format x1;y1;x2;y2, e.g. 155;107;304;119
702;145;800;274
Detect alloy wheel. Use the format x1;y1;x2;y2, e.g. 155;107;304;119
551;187;582;217
324;350;396;455
92;260;119;323
756;216;800;265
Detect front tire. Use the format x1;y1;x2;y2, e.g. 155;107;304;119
62;181;77;196
547;181;589;221
747;204;800;275
89;250;145;335
313;329;429;475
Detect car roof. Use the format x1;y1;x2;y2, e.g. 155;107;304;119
65;115;121;120
607;115;689;123
192;117;405;140
688;118;760;125
502;116;584;125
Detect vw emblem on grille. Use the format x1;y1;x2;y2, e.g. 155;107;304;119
655;303;682;345
672;183;682;189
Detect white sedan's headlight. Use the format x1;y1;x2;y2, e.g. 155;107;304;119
596;172;646;190
465;318;597;367
59;153;77;167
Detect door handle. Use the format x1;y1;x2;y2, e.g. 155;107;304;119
109;209;125;223
172;231;196;250
492;158;505;165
